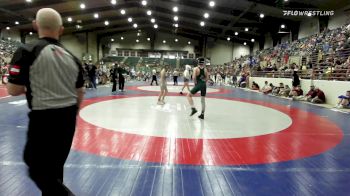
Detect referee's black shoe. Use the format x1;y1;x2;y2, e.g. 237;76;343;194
198;113;204;120
190;108;198;116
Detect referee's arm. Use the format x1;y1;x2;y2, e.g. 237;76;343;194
76;87;84;109
6;47;27;96
6;83;25;96
75;60;85;109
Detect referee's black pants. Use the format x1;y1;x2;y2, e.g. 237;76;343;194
173;76;178;85
112;77;117;92
23;105;78;196
119;76;125;91
151;75;158;85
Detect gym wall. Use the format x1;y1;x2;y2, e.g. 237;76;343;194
206;40;250;65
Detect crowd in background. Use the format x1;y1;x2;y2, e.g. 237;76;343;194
1;24;350;105
221;23;350;82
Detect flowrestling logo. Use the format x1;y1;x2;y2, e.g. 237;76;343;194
283;10;334;17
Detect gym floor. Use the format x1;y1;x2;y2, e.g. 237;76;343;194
0;81;349;196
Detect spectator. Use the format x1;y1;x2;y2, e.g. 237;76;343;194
150;69;158;85
336;90;350;109
262;83;274;94
117;63;126;92
173;69;179;86
88;62;97;89
289;85;304;98
310;88;326;104
279;85;291;97
251;81;260;90
111;63;118;93
293;85;315;101
238;71;248;87
261;81;269;92
272;83;284;96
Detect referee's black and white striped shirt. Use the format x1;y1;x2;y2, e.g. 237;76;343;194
8;37;84;110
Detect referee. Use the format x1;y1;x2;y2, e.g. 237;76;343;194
6;8;84;196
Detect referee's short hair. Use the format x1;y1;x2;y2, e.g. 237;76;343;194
36;8;63;31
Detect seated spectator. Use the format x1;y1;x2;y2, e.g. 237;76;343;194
251;81;260;90
261;81;269;91
293;85;314;101
289;85;303;98
308;88;326;104
238;71;249;88
272;83;284;96
336;90;350;109
262;83;274;94
279;85;291;97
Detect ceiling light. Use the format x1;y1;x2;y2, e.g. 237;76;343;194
67;17;73;22
251;38;255;42
227;37;231;41
111;38;114;42
204;13;209;18
173;6;178;12
133;23;138;28
15;21;19;25
128;17;132;22
111;0;117;5
281;24;286;29
147;10;152;15
209;1;215;7
235;32;238;36
175;38;178;42
147;38;151;41
136;39;139;43
104;21;109;26
188;41;191;45
244;42;247;45
120;9;126;15
29;32;33;35
121;36;124;40
151;18;156;23
154;24;158;29
141;0;147;6
137;33;140;36
163;40;166;43
25;0;32;2
94;13;99;19
200;21;205;26
173;16;178;21
174;23;179;28
259;13;264;18
80;3;86;9
76;25;82;29
245;27;249;31
284;0;288;2
6;27;10;30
